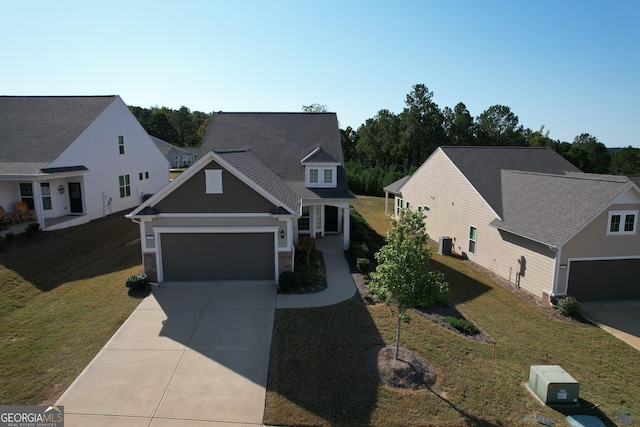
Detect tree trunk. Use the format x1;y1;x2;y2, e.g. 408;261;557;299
394;315;401;360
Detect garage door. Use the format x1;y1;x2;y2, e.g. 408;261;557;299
567;259;640;302
160;233;275;281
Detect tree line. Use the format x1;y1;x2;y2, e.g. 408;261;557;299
129;105;212;148
341;84;640;196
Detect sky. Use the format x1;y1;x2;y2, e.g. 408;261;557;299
2;0;639;147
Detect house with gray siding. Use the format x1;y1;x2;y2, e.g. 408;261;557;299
151;136;197;168
127;112;355;282
0;96;169;230
385;146;640;302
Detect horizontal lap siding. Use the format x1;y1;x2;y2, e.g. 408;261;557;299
400;150;556;298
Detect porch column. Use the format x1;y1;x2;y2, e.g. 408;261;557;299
32;181;44;228
385;190;389;215
343;206;350;250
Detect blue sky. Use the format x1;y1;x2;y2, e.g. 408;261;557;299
2;1;639;147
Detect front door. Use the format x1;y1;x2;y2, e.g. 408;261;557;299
68;183;83;214
325;205;339;233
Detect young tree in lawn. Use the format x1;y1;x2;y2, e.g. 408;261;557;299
370;209;448;360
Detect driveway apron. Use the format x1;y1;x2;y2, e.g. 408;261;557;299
57;280;277;427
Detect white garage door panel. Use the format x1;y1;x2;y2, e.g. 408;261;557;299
161;233;275;281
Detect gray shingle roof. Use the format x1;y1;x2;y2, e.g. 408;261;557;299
0;96;116;174
216;149;300;212
301;147;339;163
490;171;632;247
200;112;352;202
441;146;581;217
384;175;410;195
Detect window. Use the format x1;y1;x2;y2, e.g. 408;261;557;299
139;172;143;180
468;226;477;254
406;202;411;210
41;183;52;210
315;206;322;230
396;198;403;215
118;136;124;155
183;156;192;166
145;171;149;179
174;155;179;166
309;168;319;184
298;206;310;231
119;175;131;198
205;170;223;194
608;210;637;235
19;183;35;209
323;169;333;184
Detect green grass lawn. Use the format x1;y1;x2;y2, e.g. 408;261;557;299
265;195;640;427
0;214;143;405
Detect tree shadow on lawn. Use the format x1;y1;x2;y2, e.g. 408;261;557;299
0;213;142;292
429;257;493;306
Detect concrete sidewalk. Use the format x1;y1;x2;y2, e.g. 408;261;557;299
56;235;357;426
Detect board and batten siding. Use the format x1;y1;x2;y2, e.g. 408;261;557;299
557;202;640;295
399;148;556;299
154;159;277;213
45;96;169;219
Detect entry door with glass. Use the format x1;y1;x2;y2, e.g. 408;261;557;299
68;183;83;214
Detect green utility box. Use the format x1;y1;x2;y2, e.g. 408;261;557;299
528;365;580;405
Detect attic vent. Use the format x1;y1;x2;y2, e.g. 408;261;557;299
205;170;223;194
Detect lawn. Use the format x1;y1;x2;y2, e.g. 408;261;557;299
0;214;143;405
264;195;640;427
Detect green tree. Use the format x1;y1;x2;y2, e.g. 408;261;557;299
302;103;328;113
355;109;402;169
610;146;640;175
566;133;610;173
400;84;446;169
370;209;448;359
443;102;475;146
476;105;526;146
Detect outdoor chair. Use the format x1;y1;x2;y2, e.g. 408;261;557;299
0;205;20;225
14;202;35;222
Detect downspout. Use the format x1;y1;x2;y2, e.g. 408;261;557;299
549;245;561;306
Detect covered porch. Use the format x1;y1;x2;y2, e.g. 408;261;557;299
295;200;351;250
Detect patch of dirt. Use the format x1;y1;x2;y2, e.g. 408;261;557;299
364;345;437;390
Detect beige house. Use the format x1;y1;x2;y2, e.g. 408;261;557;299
385;146;640;303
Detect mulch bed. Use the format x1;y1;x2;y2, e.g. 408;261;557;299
364;345;437;390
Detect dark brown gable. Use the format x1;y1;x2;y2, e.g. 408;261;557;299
153;159;277;213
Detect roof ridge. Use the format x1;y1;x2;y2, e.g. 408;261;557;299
510;170;629;183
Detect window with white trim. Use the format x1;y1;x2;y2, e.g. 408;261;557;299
20;182;34;209
118;136;125;155
41;183;52;210
299;206;310;231
183;155;193;166
309;168;319;184
469;226;477;254
607;210;637;235
205;170;223;194
323;168;333;184
119;175;131;198
395;197;403;215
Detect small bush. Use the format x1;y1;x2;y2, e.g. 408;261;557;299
125;273;150;291
25;223;40;237
444;316;480;335
279;271;298;293
557;296;579;317
349;241;367;260
356;257;370;274
4;232;15;242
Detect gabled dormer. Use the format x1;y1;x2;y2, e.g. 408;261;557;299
301;147;340;188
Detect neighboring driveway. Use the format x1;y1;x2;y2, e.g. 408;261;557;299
57;280;277;427
579;300;640;351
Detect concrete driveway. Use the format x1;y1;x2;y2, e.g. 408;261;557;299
57;280;277;427
579;300;640;351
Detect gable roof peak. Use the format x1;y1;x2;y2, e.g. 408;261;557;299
300;146;339;164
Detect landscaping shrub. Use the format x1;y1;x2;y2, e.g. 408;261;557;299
278;271;298;293
25;223;40;237
349;242;367;260
4;232;15;242
356;257;370;274
557;295;579;317
125;273;150;291
443;316;480;335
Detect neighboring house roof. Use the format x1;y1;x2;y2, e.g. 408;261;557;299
0;96;116;175
384;175;410;196
440;146;581;218
150;136;196;158
198;112;353;201
491;171;635;247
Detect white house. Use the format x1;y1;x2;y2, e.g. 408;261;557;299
0;96;169;230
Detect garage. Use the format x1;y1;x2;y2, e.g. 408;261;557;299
160;232;276;281
567;258;640;302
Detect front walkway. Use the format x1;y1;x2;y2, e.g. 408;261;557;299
56;235;357;426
